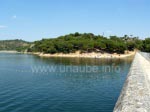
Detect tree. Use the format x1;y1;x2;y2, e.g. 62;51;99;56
29;32;150;54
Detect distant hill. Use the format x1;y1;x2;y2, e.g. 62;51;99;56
29;33;147;54
1;33;149;54
0;39;31;52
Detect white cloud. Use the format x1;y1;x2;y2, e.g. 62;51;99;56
0;25;7;29
12;15;17;19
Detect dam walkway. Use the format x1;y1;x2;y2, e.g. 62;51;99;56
114;52;150;112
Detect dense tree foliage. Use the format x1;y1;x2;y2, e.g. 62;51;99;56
0;39;31;52
142;38;150;52
0;33;149;53
29;33;149;54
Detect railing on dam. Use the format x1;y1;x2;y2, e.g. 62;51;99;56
113;52;150;112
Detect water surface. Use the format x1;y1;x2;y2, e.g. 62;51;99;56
0;53;133;112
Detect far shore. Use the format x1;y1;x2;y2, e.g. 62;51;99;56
31;51;136;59
0;50;19;53
0;50;136;58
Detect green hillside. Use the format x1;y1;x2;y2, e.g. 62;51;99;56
0;33;149;54
0;39;31;52
29;33;149;54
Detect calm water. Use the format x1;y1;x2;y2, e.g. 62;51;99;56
0;53;133;112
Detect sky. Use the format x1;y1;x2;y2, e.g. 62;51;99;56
0;0;150;41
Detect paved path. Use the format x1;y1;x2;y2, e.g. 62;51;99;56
114;52;150;112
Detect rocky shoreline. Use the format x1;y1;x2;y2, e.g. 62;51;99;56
32;51;136;59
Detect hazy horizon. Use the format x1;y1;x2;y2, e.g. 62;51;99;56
0;0;150;41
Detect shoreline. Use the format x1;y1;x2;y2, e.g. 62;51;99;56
0;50;19;53
0;50;136;58
32;51;136;59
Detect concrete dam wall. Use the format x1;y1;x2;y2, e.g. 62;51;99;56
113;52;150;112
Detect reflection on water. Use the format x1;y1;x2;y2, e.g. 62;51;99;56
0;53;133;112
39;56;134;65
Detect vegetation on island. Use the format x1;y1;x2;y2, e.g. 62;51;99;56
28;32;150;54
0;39;31;52
0;33;149;54
142;38;150;52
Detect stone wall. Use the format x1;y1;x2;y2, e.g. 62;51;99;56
113;52;150;112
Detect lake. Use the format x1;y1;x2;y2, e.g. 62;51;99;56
0;53;133;112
